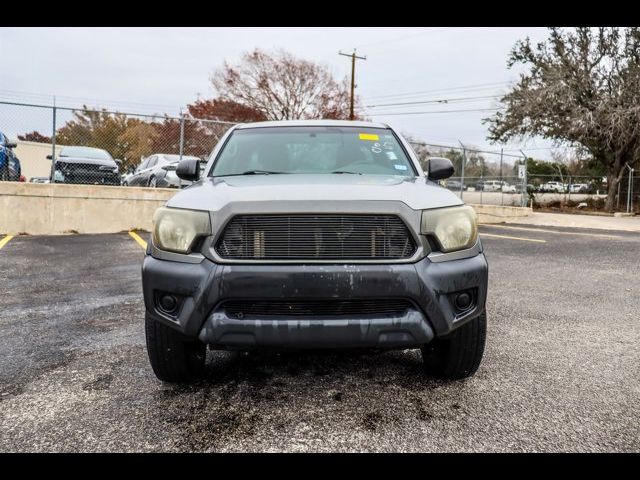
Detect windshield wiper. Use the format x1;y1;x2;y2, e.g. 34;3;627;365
217;170;289;177
331;170;363;175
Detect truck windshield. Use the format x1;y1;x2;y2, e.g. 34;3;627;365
209;126;416;177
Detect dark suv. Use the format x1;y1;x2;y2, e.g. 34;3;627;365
50;146;121;185
142;120;488;383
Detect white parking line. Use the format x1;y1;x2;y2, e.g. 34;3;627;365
481;224;623;239
480;233;546;243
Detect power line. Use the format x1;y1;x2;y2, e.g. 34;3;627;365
0;88;182;114
364;107;502;116
365;94;503;109
363;81;513;102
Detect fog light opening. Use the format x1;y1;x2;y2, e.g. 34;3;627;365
454;292;473;312
159;294;178;314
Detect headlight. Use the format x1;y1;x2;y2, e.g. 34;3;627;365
421;205;478;253
152;207;211;254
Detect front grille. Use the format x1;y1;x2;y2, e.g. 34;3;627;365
223;299;413;318
215;214;417;260
58;162;109;173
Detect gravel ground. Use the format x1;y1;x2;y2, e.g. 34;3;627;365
0;226;638;452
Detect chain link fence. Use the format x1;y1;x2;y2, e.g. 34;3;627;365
619;167;638;213
0;100;236;187
0;100;637;212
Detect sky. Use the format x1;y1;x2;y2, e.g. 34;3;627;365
0;27;557;162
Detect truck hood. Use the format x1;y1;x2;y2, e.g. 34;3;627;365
166;174;463;211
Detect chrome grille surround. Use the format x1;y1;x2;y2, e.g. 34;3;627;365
204;200;427;264
215;214;417;260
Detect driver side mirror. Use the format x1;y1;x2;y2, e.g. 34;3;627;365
426;157;454;181
176;158;200;181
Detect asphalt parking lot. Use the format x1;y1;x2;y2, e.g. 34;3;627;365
1;225;639;452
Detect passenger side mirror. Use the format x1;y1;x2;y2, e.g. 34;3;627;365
176;158;200;181
426;157;454;181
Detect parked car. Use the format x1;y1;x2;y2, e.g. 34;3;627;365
540;181;566;193
514;183;536;193
444;180;467;191
49;146;121;185
501;183;517;193
121;169;135;186
143;120;488;383
0;132;21;181
569;183;589;193
125;154;201;188
479;180;508;192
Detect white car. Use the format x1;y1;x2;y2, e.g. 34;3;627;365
569;183;588;193
501;183;517;193
481;180;506;192
541;181;566;193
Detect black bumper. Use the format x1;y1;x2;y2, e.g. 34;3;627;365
141;254;488;350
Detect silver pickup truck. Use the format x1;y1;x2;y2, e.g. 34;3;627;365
142;120;488;383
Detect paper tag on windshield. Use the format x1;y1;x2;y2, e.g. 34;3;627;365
359;133;379;141
394;164;408;171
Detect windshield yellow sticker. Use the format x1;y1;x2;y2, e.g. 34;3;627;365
359;133;379;141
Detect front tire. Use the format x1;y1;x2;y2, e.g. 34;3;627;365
421;310;486;380
145;313;206;383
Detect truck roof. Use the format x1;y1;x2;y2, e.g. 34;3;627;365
234;119;391;130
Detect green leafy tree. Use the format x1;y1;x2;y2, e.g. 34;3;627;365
485;27;640;211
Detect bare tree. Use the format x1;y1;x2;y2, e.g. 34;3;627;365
485;27;640;211
211;49;357;121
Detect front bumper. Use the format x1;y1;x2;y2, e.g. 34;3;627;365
142;249;488;350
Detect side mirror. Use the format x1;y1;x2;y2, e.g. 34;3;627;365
114;159;122;166
176;158;200;181
46;154;53;160
426;157;454;181
6;141;17;149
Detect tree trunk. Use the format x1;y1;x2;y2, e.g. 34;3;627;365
605;176;618;212
604;165;626;212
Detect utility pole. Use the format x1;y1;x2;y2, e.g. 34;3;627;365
339;50;367;120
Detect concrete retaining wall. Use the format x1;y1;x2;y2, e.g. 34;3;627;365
470;203;533;224
0;182;173;235
0;183;532;235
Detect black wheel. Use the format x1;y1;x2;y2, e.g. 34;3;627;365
145;313;206;383
421;310;486;380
